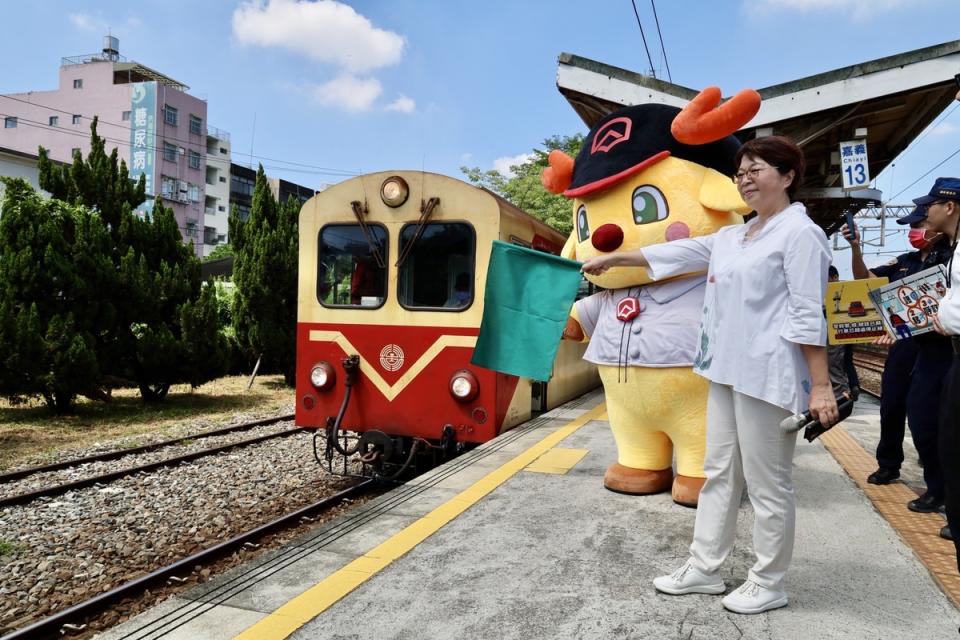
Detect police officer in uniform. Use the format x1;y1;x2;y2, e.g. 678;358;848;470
842;199;952;513
919;176;960;552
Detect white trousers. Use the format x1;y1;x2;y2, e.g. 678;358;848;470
689;382;797;589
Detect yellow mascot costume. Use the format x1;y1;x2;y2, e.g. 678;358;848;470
542;87;760;506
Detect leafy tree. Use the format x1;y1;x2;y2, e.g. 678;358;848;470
33;119;228;403
461;134;584;234
230;167;300;385
203;243;234;262
38;116;146;238
0;179;115;411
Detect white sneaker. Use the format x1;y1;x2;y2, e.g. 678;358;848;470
653;561;725;595
721;579;788;614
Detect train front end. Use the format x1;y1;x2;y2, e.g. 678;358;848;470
296;172;536;478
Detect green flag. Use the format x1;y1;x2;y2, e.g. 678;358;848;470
471;241;583;381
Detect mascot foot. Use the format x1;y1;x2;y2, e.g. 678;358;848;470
603;464;672;495
672;475;706;508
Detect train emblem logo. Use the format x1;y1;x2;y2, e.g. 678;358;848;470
379;344;405;372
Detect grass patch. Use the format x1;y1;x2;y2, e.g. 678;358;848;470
0;374;293;471
0;540;27;556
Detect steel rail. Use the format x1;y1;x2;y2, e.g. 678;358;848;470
0;426;305;508
0;479;375;640
0;413;295;484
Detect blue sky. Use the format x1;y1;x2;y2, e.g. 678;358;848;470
3;0;959;273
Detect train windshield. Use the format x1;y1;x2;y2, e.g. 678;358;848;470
398;222;475;310
317;224;388;308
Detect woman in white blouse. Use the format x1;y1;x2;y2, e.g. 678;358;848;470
582;136;838;614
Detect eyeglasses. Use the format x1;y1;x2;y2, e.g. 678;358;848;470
732;165;779;184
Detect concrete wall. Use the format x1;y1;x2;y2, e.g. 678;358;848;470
203;128;231;256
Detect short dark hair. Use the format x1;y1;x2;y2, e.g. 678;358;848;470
828;265;839;278
734;135;806;200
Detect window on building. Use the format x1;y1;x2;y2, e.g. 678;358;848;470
218;205;226;212
48;115;58;126
188;149;201;170
220;147;227;154
4;116;17;128
398;222;475;310
318;224;389;308
188;183;201;202
219;176;226;183
189;115;202;135
231;174;256;197
163;142;177;163
71;148;81;156
164;105;178;126
73;79;83;89
160;175;177;199
121;111;131;121
72;114;81;125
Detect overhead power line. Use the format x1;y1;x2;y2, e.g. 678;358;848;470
0;92;360;177
630;0;656;78
649;0;672;83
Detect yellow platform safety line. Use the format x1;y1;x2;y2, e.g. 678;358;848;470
308;331;477;401
232;402;608;640
525;448;590;474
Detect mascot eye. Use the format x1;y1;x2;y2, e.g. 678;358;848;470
576;205;590;242
632;185;668;225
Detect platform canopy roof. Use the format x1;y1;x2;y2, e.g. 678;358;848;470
556;40;960;229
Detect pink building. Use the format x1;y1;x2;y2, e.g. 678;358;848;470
0;37;208;255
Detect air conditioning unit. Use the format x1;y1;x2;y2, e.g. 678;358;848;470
178;180;188;192
177;193;190;203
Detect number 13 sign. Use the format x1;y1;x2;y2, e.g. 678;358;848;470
840;139;870;190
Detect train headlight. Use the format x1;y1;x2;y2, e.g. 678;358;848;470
310;362;336;391
449;369;479;403
380;176;409;208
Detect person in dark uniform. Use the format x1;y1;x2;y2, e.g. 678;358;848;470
920;176;960;554
842;205;953;513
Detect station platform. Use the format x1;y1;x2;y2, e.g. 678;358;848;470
98;389;960;640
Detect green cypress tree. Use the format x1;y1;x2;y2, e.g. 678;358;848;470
36;118;227;402
231;167;300;385
0;179;114;410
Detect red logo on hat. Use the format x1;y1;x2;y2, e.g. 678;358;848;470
616;297;641;322
591;117;632;154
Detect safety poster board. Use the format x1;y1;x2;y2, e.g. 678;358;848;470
825;277;889;345
867;265;949;340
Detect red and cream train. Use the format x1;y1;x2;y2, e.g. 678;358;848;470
295;171;599;476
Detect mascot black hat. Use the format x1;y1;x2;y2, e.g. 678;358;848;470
542;87;761;199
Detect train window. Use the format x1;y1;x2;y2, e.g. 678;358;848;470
317;224;388;308
398;222;475;311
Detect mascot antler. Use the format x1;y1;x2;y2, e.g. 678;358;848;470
671;87;761;146
541;150;574;194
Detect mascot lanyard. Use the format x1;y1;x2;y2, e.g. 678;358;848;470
616;287;642;382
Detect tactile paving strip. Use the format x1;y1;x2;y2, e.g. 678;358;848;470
820;427;959;608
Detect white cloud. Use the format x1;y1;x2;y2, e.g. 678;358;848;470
386;94;416;114
493;153;535;177
232;0;406;73
307;74;383;113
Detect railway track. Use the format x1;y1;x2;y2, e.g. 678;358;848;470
0;414;298;507
1;480;376;640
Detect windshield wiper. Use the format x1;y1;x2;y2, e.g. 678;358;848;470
350;200;386;269
396;197;439;268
